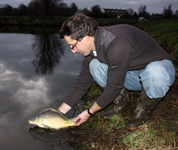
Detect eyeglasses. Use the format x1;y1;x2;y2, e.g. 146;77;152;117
70;39;81;50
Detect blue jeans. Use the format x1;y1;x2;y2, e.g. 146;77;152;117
89;59;175;98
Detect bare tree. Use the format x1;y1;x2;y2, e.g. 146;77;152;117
127;8;134;16
163;4;173;19
138;4;147;17
18;4;27;15
82;7;89;12
175;10;178;17
125;8;134;19
0;4;13;15
28;1;42;15
57;2;70;16
70;3;78;15
36;0;62;15
90;5;104;18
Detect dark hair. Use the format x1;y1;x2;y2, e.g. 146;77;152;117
60;13;98;40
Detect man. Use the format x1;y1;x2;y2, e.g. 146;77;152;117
58;13;175;129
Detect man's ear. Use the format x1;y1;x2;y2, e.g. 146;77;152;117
85;35;90;42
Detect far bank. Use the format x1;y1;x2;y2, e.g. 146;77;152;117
0;15;136;26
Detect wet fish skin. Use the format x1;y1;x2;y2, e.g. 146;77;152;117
28;108;75;130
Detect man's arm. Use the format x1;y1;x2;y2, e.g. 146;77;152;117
58;103;72;114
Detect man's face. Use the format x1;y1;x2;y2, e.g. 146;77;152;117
64;35;92;56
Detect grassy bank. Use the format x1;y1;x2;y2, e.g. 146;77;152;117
68;81;178;150
135;19;178;65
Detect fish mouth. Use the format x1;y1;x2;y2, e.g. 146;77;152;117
28;120;32;124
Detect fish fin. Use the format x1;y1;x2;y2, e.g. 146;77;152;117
39;108;66;117
38;108;54;114
41;123;51;129
66;118;75;126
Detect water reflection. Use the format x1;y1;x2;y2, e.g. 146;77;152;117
32;34;64;74
28;126;74;143
0;30;83;150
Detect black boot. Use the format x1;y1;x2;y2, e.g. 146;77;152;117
101;88;132;118
127;88;162;129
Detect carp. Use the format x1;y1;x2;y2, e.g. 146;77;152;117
28;108;75;130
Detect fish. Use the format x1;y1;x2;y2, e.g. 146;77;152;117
28;108;75;130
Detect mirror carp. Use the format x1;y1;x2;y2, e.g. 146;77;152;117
28;108;75;130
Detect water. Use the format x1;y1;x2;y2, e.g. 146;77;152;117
0;29;83;150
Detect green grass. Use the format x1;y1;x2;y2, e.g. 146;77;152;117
135;19;178;64
84;82;103;100
73;105;177;149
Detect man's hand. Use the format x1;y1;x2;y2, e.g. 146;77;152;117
74;110;90;126
74;102;102;126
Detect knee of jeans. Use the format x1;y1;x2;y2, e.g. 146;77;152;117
141;66;172;98
89;59;108;87
89;59;99;76
143;69;168;85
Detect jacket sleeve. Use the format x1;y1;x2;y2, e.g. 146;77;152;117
64;56;93;108
96;39;132;108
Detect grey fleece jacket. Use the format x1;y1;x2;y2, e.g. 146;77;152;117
64;24;175;109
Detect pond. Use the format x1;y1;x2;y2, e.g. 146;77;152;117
0;27;83;150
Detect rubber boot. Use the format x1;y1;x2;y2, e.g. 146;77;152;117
101;88;132;118
127;88;162;129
